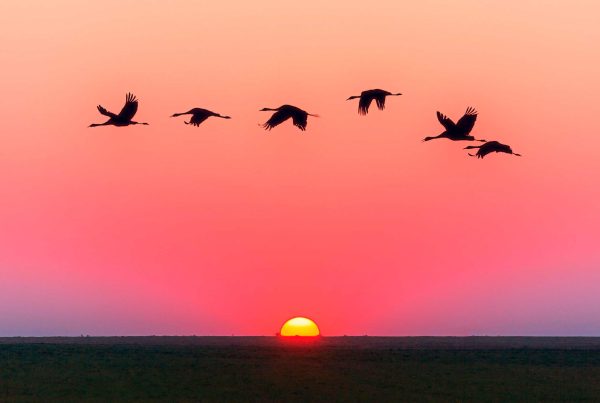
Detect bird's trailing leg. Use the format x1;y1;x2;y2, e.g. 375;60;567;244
464;144;482;157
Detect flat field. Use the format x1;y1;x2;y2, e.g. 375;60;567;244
1;337;600;402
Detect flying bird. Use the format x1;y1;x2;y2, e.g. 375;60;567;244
89;93;149;127
423;107;485;142
464;141;522;159
260;105;318;131
171;108;231;126
346;89;402;115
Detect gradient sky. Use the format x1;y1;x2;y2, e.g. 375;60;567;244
1;0;599;336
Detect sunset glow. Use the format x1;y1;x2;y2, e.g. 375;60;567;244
280;317;320;337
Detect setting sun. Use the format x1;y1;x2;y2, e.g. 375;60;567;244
279;317;320;337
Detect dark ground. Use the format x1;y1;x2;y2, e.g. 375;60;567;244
1;337;600;402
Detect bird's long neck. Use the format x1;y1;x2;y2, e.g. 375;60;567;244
347;95;360;100
423;133;445;142
172;112;189;117
132;121;149;125
216;114;231;119
89;122;110;128
391;93;402;96
262;107;278;111
464;145;482;149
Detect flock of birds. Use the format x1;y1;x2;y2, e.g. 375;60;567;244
89;90;521;159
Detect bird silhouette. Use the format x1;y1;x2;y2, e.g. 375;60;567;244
260;105;319;131
423;107;485;142
346;89;402;115
171;108;231;126
464;141;521;159
89;93;149;127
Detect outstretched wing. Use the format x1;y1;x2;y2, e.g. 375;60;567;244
97;105;117;118
117;93;139;121
375;94;387;110
436;111;455;130
476;147;492;158
475;141;498;158
188;113;210;126
292;111;308;131
358;95;374;115
456;107;477;134
262;110;291;130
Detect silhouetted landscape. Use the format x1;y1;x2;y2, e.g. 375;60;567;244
2;337;600;401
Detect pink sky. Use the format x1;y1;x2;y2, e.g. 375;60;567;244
1;0;599;336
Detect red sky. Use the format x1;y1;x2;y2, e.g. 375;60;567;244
1;0;599;336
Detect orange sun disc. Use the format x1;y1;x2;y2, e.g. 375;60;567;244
279;317;320;337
